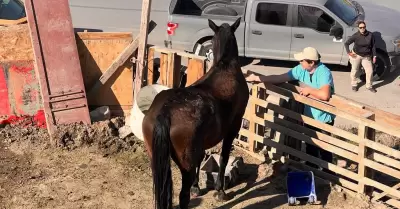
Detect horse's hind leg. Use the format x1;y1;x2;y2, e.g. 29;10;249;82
214;115;243;201
178;167;196;209
190;151;205;198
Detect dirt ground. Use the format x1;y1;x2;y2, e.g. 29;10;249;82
0;118;388;209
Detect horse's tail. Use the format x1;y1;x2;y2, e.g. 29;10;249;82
152;108;173;209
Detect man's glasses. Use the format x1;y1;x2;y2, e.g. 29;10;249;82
359;26;366;29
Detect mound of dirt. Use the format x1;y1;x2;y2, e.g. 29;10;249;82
0;117;143;157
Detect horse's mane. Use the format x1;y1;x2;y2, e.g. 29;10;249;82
212;23;239;66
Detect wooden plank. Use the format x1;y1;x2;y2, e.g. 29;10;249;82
151;46;208;61
0;17;27;26
159;53;168;85
167;52;181;88
264;119;359;162
146;47;155;85
77;34;135;116
363;177;400;199
265;114;359;153
357;113;375;195
87;21;156;97
264;138;360;181
259;83;400;138
77;32;133;40
186;58;205;86
365;140;400;160
248;86;258;152
133;0;153;103
372;183;400;202
266;102;360;143
372;153;400;171
364;159;400;180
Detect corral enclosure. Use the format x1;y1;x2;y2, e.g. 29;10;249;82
1;20;400;209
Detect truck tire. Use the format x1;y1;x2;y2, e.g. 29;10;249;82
359;52;390;82
196;40;214;62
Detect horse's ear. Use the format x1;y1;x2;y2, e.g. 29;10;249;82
208;19;218;32
231;17;241;32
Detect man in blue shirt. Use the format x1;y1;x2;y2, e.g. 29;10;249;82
246;47;335;174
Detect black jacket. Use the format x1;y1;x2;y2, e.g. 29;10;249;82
344;30;376;57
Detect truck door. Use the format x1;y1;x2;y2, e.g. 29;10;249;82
290;4;344;64
245;1;293;60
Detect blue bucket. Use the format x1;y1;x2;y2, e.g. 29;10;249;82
286;171;317;206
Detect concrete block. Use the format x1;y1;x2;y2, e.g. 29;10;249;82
199;154;244;190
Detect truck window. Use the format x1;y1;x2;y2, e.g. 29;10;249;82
298;5;334;33
255;3;288;26
0;0;25;20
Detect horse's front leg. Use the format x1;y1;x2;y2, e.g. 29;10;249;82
213;116;243;201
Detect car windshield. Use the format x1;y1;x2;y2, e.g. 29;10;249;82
324;0;357;26
0;0;26;20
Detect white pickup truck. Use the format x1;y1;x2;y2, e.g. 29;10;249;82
166;0;400;81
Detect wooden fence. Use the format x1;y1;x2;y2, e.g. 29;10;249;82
237;79;400;208
145;46;207;88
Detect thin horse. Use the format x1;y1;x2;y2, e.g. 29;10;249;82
142;17;249;209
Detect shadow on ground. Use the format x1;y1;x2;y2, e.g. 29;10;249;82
203;161;333;209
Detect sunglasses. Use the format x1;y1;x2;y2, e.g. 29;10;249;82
359;26;366;29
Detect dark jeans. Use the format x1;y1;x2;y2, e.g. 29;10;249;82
304;120;335;174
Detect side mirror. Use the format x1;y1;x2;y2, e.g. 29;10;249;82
329;25;343;40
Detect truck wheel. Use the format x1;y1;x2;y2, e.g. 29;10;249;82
359;52;390;82
197;40;214;62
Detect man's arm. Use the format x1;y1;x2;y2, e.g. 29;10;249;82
344;33;356;54
256;73;293;84
302;84;331;101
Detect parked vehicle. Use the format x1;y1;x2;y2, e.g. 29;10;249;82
166;0;400;81
7;0;400;81
0;0;25;20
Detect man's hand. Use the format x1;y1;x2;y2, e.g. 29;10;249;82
299;87;312;97
245;73;261;83
373;56;376;64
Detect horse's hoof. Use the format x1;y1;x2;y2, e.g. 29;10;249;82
190;186;201;198
213;191;229;202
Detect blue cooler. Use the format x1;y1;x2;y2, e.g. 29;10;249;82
286;171;317;206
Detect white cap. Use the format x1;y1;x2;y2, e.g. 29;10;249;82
294;47;320;61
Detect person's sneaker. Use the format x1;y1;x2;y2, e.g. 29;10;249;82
352;86;358;92
367;87;377;93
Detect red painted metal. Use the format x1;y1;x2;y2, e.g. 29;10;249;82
24;0;91;137
0;61;42;117
0;65;11;116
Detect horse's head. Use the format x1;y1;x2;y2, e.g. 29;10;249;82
208;17;241;65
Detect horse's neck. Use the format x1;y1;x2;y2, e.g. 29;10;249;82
198;61;244;100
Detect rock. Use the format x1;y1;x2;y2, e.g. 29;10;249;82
111;117;125;129
333;184;343;193
337;159;347;168
89;106;111;122
119;125;133;139
257;163;273;180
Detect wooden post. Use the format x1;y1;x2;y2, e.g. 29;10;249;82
357;113;376;196
186;58;205;86
133;0;152;102
248;85;258;153
146;47;155;85
167;53;181;88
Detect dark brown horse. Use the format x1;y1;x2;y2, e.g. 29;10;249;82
142;17;249;209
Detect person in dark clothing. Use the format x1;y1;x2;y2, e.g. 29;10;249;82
344;21;377;93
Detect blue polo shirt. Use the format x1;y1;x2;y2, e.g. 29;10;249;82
288;63;336;123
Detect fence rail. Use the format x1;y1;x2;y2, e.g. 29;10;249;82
237;81;400;208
